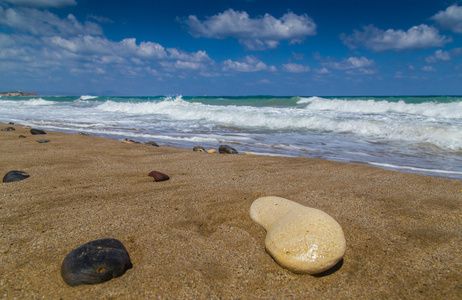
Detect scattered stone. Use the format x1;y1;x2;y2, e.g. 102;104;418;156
148;171;170;182
145;141;160;147
18;135;26;138
193;146;206;152
250;196;346;274
36;139;50;143
61;238;133;287
78;132;89;136
219;145;238;154
3;170;30;183
1;127;15;131
30;128;46;135
8;122;14;124
206;149;216;153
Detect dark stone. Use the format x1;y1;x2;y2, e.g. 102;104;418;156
193;146;206;152
30;128;46;135
9;122;14;124
61;238;132;287
1;127;15;131
3;170;30;183
36;139;50;143
218;145;238;154
145;141;159;147
148;171;170;182
18;135;26;138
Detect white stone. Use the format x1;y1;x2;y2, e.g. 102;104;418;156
250;196;346;274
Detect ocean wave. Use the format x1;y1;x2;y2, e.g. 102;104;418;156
367;162;462;176
298;96;462;119
79;95;99;100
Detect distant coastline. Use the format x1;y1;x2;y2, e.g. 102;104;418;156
0;91;37;97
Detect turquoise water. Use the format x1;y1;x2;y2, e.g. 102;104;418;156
1;95;461;179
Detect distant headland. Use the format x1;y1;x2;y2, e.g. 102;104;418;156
0;91;37;97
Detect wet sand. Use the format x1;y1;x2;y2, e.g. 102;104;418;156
1;123;461;299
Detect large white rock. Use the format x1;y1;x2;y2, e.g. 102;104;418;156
250;196;346;274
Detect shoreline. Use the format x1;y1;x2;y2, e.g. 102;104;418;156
1;123;461;298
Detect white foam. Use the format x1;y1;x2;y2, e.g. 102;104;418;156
79;95;98;100
368;162;462;175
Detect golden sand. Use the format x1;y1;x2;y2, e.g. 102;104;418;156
1;123;461;298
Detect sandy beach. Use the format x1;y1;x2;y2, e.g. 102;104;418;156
1;122;461;299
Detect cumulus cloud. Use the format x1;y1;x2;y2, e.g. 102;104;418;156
282;63;310;73
0;6;216;78
0;6;102;36
323;56;375;70
222;55;277;72
431;4;462;33
425;49;451;63
0;0;76;8
340;24;451;52
180;9;316;50
425;47;462;63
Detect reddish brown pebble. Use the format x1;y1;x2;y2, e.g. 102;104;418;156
148;171;170;182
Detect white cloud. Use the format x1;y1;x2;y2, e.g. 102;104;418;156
340;24;452;52
323;56;375;70
0;6;216;79
425;49;451;63
425;48;462;63
315;67;330;74
0;0;76;7
181;9;316;50
431;4;462;33
422;66;437;72
0;6;102;36
282;63;310;73
222;55;277;72
320;56;377;75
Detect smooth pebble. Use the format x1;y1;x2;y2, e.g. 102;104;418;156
218;144;238;154
250;196;346;274
3;170;30;183
30;128;46;135
61;238;132;286
148;171;170;182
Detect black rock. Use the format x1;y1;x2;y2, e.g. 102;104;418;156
18;135;26;138
30;128;46;135
145;141;160;147
218;144;238;154
1;127;15;131
3;170;30;183
36;139;50;143
61;238;132;287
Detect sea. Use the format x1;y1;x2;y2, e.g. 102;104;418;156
1;95;461;180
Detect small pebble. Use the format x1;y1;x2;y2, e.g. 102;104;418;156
193;146;206;152
1;127;15;131
219;145;238;154
148;171;170;182
18;135;26;138
3;170;30;183
30;128;46;135
61;238;132;286
36;139;50;143
145;141;160;147
250;196;346;274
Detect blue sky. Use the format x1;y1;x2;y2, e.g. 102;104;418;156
0;0;461;96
